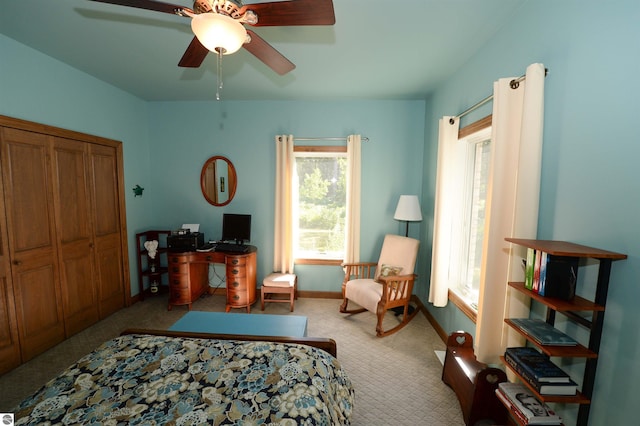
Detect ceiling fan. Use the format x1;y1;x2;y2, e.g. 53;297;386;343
89;0;336;75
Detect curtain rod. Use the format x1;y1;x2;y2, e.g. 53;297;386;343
449;68;548;124
293;136;369;142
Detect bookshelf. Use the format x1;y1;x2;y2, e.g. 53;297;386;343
135;230;171;300
502;238;626;426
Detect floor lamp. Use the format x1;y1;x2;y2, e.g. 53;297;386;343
394;195;422;237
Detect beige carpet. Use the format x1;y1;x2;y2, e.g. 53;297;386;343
0;293;464;425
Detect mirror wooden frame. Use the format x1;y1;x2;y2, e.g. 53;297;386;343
200;156;237;206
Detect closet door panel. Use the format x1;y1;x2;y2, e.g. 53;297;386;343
94;234;125;317
52;138;99;336
90;144;125;317
0;127;64;362
0;135;20;374
12;258;63;361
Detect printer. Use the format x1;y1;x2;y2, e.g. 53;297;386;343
167;231;204;252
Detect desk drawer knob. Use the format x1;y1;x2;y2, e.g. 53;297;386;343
232;259;239;265
233;294;240;301
172;267;180;273
231;269;239;275
232;281;239;288
206;256;212;261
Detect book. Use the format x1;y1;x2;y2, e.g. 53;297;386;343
505;347;571;383
544;255;579;301
498;382;562;425
495;388;529;425
509;318;578;346
525;248;535;290
538;252;548;296
504;349;577;395
532;249;542;292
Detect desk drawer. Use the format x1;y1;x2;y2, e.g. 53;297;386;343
168;255;187;265
169;263;189;275
226;263;247;278
170;287;191;304
226;256;246;267
170;276;189;289
227;288;251;306
227;277;248;291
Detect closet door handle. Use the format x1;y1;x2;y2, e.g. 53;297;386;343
12;260;22;266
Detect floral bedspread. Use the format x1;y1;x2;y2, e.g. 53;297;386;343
14;334;354;425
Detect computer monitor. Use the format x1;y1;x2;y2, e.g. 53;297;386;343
221;213;251;245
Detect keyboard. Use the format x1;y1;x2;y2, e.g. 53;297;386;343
196;243;215;252
214;243;250;253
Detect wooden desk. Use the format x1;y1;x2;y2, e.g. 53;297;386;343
167;246;257;312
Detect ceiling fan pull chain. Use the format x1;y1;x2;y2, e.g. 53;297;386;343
216;49;223;101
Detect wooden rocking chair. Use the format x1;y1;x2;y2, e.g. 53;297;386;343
340;234;420;337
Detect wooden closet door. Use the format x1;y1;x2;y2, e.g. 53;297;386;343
0;157;20;375
52;137;99;336
0;127;64;361
90;144;126;317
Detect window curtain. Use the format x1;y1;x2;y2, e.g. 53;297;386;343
429;117;460;306
274;135;295;274
428;63;545;363
475;63;546;363
344;134;361;263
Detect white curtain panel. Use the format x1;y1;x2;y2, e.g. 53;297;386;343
273;135;295;274
345;134;362;263
475;63;545;363
429;117;460;306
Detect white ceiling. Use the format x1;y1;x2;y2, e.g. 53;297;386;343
1;0;527;101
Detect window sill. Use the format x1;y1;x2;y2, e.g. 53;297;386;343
295;258;343;266
448;289;477;324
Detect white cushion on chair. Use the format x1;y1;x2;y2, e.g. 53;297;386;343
263;273;296;288
345;278;382;313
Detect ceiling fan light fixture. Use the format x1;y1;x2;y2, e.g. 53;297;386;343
191;13;247;55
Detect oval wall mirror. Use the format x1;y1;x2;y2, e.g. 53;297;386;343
200;156;237;206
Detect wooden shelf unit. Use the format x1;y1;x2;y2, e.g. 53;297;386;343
136;230;171;300
502;238;626;426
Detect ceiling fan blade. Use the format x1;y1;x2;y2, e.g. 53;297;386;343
88;0;193;15
244;30;295;75
240;0;335;27
178;36;209;67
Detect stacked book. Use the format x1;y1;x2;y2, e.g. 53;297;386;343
496;382;562;425
504;347;578;396
509;318;578;347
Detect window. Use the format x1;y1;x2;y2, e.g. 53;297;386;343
293;147;347;263
448;118;492;316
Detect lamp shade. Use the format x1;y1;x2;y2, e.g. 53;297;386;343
191;13;247;55
394;195;422;222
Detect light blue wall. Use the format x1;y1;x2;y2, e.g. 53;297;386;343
146;100;425;292
420;2;640;424
0;33;151;294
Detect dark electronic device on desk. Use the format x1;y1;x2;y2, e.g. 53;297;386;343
214;213;252;253
167;229;204;252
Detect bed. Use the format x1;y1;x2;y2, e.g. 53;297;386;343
13;329;354;425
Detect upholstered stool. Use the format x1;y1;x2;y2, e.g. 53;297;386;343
261;273;297;312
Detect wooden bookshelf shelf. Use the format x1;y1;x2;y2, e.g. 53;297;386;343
504;319;597;358
505;238;627;260
508;282;604;312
